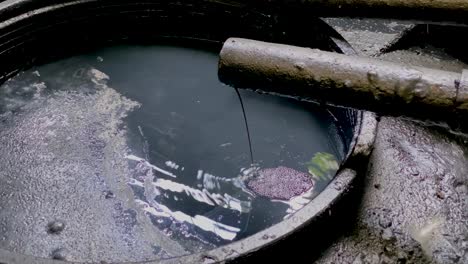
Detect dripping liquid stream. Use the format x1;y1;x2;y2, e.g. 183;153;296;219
234;88;254;165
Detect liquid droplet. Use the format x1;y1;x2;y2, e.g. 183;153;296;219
47;220;65;234
103;190;115;199
52;248;70;261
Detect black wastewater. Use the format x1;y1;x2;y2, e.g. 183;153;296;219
0;44;346;262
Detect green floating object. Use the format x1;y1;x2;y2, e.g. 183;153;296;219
306;152;339;181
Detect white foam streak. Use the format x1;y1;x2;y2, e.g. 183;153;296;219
126;154;177;178
136;199;240;241
153;178;250;213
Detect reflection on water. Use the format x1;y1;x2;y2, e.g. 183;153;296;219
126;154;250;241
0;44;345;261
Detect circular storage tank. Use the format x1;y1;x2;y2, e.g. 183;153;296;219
0;1;377;263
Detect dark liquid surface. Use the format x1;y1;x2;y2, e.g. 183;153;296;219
0;44;345;262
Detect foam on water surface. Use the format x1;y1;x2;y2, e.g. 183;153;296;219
0;44;344;262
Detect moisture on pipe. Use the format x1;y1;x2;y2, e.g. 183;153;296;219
218;37;468;128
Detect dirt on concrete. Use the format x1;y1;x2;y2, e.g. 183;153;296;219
322;18;415;56
316;19;468;264
316;117;468;264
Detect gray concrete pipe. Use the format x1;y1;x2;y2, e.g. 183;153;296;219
218;38;468;127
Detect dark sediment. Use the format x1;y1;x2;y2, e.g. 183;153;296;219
247;166;314;200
